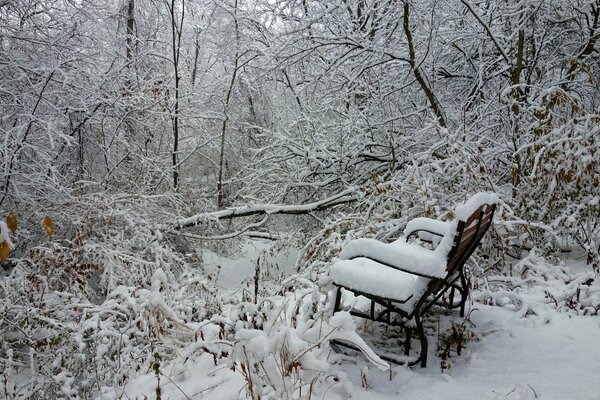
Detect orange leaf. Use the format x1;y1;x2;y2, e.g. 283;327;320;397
43;215;54;239
0;242;10;263
6;212;17;235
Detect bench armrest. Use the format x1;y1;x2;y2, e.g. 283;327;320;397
403;217;451;242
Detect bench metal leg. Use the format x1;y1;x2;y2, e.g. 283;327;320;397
459;273;468;317
404;327;411;356
415;311;428;368
334;287;342;313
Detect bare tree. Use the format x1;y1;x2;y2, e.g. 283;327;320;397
167;0;185;189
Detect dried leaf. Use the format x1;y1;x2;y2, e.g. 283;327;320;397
0;242;10;263
43;215;54;239
6;212;17;234
75;234;85;245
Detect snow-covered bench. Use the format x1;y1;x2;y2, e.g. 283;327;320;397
329;193;497;367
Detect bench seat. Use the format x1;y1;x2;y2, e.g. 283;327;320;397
331;257;429;311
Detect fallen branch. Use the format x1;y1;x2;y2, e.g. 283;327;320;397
174;189;358;229
245;231;279;241
173;216;269;240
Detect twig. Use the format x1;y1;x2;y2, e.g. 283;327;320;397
159;372;191;400
527;383;538;398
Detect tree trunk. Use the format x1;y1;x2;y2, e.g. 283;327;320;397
216;0;240;208
169;0;184;190
126;0;135;64
403;2;446;128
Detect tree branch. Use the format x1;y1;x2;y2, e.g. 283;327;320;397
403;2;447;127
173;216;269;240
460;0;510;64
175;189;359;229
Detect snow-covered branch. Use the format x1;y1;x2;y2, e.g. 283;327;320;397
175;188;359;228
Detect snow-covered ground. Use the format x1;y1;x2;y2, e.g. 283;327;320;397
335;306;600;400
117;242;600;400
200;240;300;289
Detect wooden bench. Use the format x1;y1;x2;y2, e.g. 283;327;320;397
329;194;497;367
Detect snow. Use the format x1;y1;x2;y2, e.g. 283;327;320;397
330;258;429;309
200;240;300;289
328;311;390;371
104;352;245;400
334;305;600;400
453;192;498;221
403;217;451;242
337;238;448;278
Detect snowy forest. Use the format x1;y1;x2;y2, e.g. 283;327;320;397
1;0;599;398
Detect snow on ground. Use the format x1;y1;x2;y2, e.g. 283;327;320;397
200;239;300;289
119;303;600;400
120;243;600;400
335;305;600;400
112;351;246;399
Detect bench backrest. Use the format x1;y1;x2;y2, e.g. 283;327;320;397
445;203;496;274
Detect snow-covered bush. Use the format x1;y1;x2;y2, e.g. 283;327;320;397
475;250;600;318
0;193;220;399
158;281;388;400
511;90;600;266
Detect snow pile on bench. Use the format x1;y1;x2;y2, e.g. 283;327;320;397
454;192;499;221
330;192;498;306
338;238;447;278
330;258;429;311
403;217;450;245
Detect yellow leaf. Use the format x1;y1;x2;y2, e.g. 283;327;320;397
43;215;54;239
6;212;17;235
0;242;10;263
